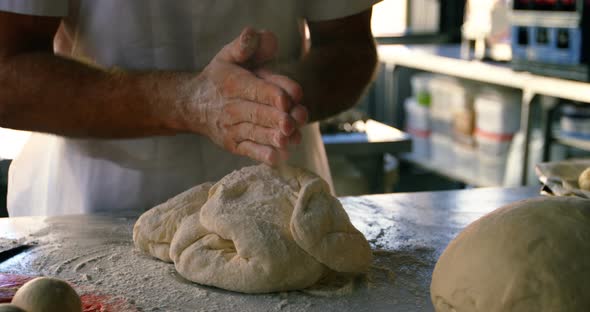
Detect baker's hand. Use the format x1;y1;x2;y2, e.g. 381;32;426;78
189;28;307;165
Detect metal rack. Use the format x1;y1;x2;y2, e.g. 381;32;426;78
378;44;590;186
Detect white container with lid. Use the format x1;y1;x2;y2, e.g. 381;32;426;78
454;143;477;179
430;76;473;137
475;129;514;156
474;87;521;135
409;135;431;160
404;97;431;132
431;133;454;167
411;73;434;107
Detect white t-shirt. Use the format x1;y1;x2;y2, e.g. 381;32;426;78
2;0;379;216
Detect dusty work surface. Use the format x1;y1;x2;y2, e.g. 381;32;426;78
0;187;540;311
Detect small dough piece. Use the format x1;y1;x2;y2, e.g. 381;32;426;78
135;164;372;293
431;197;590;312
579;167;590;191
133;182;213;262
12;277;82;312
0;304;26;312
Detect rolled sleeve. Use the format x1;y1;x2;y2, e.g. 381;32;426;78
303;0;381;22
0;0;68;17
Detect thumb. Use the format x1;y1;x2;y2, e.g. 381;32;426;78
216;27;260;64
250;30;279;65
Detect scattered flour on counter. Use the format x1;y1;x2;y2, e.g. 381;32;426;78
0;216;438;311
300;272;360;298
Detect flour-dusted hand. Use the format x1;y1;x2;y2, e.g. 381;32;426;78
181;27;307;165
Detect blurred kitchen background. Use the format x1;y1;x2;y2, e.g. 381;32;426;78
2;0;590;214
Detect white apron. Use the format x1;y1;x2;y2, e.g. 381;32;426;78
2;0;379;216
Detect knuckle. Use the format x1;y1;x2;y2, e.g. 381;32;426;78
278;114;291;130
247;125;257;141
222;104;237;123
276;92;290;110
248;107;257;123
244;85;257;101
220;104;231;116
258;83;275;104
275;133;285;148
253;85;262;103
221;72;241;96
278;113;289;126
234;141;245;154
264;149;278;165
251;105;262;123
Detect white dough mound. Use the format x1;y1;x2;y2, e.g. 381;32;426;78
431;196;590;312
133;164;372;293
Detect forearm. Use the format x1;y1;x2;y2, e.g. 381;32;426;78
282;39;378;122
0;20;305;165
0;52;201;138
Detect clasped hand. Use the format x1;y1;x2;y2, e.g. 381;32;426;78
188;27;307;165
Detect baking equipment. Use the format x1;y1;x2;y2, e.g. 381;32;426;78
510;0;590;81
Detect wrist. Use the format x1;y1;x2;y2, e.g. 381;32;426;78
135;71;210;136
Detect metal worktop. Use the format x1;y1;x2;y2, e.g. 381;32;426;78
0;187;541;311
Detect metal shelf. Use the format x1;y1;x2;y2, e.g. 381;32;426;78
378;44;590;104
553;134;590;152
378;45;531;89
378;44;590;186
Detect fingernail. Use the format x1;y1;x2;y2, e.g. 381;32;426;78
276;134;287;148
281;119;295;136
290;105;308;126
265;151;278;166
240;29;258;54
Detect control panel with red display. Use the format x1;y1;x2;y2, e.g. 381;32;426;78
514;0;577;11
510;0;589;81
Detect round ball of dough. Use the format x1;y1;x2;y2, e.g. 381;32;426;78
431;197;590;312
0;304;26;312
11;277;82;312
579;167;590;191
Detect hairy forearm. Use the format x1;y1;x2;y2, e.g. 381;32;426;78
282;40;378;122
0;52;200;138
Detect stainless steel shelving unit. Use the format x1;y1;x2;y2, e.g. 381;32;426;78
378;44;590;186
